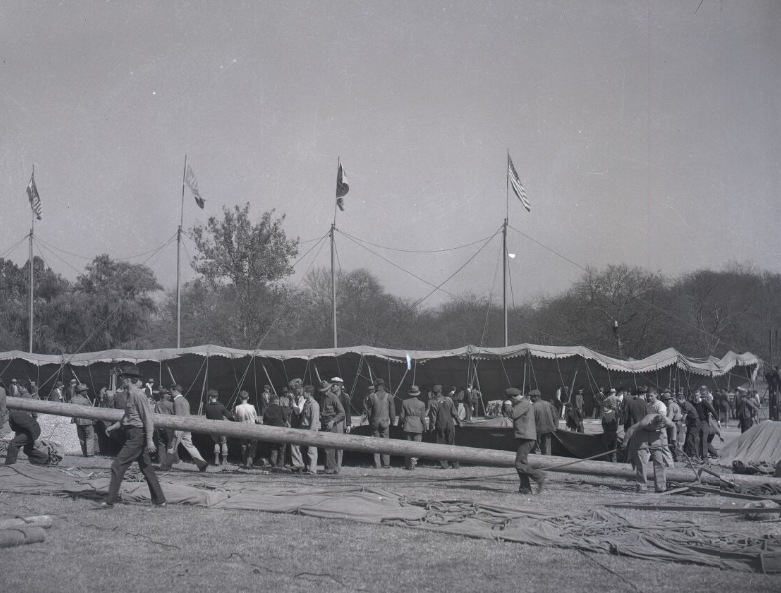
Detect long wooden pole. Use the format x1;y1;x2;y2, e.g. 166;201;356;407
5;397;739;485
29;215;34;353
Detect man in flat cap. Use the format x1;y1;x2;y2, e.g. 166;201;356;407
622;413;674;493
71;384;96;457
509;388;546;495
97;365;166;508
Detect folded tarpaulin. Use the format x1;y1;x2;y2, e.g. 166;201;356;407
0;465;779;573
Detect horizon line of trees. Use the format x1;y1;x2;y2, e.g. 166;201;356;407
1;203;779;364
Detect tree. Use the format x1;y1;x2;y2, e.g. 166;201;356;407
189;203;299;347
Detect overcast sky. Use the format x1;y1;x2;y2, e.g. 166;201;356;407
2;1;779;309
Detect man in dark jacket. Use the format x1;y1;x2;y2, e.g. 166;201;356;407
692;387;719;460
531;390;557;455
5;409;50;465
318;381;346;474
365;378;397;469
678;393;701;460
399;385;426;470
71;384;96;457
204;390;234;466
429;384;461;469
263;394;289;468
510;388;546;495
624;388;649;431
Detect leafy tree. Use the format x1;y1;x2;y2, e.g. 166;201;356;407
189;203;299;346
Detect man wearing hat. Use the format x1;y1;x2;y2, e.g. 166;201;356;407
428;385;461;469
399;385;426;470
364;378;397;469
259;384;273;417
735;386;756;434
160;385;208;472
318;380;346;474
10;378;23;398
530;390;557;456
677;392;700;460
98;365;166;508
330;378;352;468
509;388;546;495
71;384;96;457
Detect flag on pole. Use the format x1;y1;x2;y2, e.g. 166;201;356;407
508;155;530;212
26;171;42;220
184;164;205;209
336;161;349;211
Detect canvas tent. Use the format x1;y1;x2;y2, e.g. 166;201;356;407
0;344;760;416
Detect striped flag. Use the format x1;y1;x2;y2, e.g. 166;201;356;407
508;155;530;212
336;161;348;211
185;164;205;209
26;171;42;220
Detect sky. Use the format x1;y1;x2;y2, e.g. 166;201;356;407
2;0;780;310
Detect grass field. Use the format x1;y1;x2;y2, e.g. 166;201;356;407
1;419;779;593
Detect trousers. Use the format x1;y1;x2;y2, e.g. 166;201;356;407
162;430;207;470
76;424;95;457
371;421;391;468
404;432;422;469
5;430;49;465
435;425;458;469
322;420;344;472
106;426;165;505
633;447;667;492
514;438;545;492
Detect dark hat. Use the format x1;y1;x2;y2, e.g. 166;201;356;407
119;365;143;378
632;386;648;396
660;392;672;400
56;381;64;387
263;384;271;391
158;388;171;396
76;384;89;393
408;385;421;396
172;384;183;392
528;389;541;398
373;378;385;387
432;384;442;394
318;381;332;393
505;387;522;397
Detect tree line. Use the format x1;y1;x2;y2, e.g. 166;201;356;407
1;203;779;362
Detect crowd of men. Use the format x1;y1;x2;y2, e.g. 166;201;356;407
0;369;773;503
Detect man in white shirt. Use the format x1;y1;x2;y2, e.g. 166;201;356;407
234;391;260;469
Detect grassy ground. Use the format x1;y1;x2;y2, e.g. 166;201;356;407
1;443;780;593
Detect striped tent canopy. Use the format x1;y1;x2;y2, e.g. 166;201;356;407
0;344;760;416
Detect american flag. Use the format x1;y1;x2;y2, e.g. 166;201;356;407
336;161;348;211
508;155;530;212
185;164;205;209
27;171;42;220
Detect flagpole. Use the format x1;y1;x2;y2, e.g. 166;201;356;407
29;169;35;353
332;158;339;349
504;151;509;347
177;155;187;349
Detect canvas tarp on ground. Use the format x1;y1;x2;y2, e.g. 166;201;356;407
0;344;759;417
0;464;778;573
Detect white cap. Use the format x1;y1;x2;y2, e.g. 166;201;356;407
331;377;344;383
